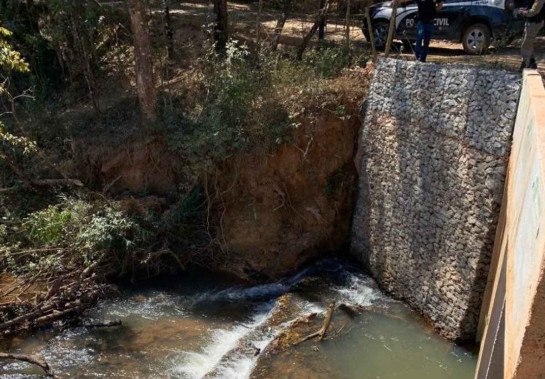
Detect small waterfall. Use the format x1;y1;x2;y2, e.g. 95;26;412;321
170;261;387;379
171;304;274;379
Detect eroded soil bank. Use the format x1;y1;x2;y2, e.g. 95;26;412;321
71;72;368;281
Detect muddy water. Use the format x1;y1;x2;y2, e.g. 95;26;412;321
0;260;476;378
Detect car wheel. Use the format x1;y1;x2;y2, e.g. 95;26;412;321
462;23;491;55
372;21;390;51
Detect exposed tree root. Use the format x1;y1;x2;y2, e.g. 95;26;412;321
0;352;55;377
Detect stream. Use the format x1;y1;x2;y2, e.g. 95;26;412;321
0;260;477;378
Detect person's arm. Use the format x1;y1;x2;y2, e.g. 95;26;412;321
521;0;544;16
436;0;444;11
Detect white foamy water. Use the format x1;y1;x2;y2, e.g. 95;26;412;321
171;306;274;379
97;291;185;321
213;334;275;379
335;274;383;306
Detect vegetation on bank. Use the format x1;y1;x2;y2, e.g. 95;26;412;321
0;0;370;336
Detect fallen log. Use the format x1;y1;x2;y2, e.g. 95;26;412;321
0;352;54;377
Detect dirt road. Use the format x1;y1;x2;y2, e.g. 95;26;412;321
172;1;544;74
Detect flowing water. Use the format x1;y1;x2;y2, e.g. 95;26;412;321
0;260;477;379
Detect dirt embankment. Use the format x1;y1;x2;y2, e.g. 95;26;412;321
212;110;361;280
71;71;368;281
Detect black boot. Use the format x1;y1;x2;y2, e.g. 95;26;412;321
529;57;538;69
519;60;527;72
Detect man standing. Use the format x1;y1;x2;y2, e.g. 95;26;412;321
394;0;444;62
516;0;545;70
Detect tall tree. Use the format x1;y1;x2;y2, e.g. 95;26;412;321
213;0;228;52
128;0;157;122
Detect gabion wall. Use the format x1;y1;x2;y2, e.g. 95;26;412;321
351;59;521;340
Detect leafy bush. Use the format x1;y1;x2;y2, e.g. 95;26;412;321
0;198;155;275
24;204;73;246
171;42;294;175
304;46;352;78
76;207;149;263
304;45;367;78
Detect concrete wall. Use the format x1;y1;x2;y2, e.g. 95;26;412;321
351;59;521;340
476;70;545;379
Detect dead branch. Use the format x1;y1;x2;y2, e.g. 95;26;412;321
297;302;335;344
0;352;54;377
82;320;122;328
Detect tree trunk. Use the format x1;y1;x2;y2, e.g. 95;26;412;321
128;0;157;123
318;0;326;40
297;0;330;60
213;0;228;53
269;0;292;51
384;1;398;57
163;0;174;60
256;0;263;51
70;4;100;115
344;0;351;49
365;6;377;61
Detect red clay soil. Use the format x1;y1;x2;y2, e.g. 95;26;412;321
212;109;362;280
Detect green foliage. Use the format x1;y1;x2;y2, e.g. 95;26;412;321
304;46;352;78
304;45;367;78
171;42;294;175
24;204;73;245
0;26;30;76
77;207;148;263
0;197;155;275
0;121;37;155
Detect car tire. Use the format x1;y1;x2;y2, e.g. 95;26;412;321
462;23;491;55
372;21;390;51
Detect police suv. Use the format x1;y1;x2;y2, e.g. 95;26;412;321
362;0;525;54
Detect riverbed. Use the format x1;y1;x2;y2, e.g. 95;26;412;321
0;260;476;378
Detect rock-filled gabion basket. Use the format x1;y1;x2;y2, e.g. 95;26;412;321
351;58;521;341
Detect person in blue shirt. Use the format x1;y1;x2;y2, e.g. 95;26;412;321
394;0;444;62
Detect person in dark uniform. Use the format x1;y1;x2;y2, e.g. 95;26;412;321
514;0;545;70
394;0;444;62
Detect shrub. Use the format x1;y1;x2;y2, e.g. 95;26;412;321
24;204;73;246
304;46;352;78
2;198;155;275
